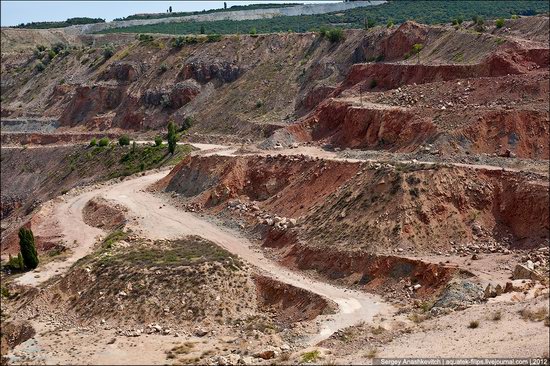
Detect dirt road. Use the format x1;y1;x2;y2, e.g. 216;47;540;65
15;142;392;344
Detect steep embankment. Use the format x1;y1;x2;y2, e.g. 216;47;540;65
165;155;549;251
162;154;549;301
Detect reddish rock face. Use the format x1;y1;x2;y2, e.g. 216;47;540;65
97;61;143;82
59;86;124;127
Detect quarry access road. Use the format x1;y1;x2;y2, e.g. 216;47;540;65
15;142;392;345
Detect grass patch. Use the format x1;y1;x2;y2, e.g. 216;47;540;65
166;342;195;359
107;144;193;179
301;350;320;363
519;307;549;322
98;236;242;269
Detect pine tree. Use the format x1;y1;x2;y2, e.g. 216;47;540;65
18;227;39;269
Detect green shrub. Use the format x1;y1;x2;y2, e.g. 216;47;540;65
370;79;378;89
36;45;46;52
98;137;110;147
47;49;56;60
495;18;505;28
200;25;205;34
118;135;130;146
6;253;24;270
206;34;222;42
181;117;193;131
102;44;115;59
468;320;480;329
387;18;394;28
137;33;154;42
511;14;519;20
89;138;97;147
326;27;344;43
249;27;258;36
18;227;39;270
154;136;163;147
171;36;186;48
35;61;45;72
301;350;320;363
255;100;263;108
159;63;168;73
51;42;66;54
411;43;424;55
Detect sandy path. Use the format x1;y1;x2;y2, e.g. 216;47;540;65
15;190;104;286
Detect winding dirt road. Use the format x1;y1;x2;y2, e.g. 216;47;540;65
15;144;392;345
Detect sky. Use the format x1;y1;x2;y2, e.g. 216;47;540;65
1;1;338;26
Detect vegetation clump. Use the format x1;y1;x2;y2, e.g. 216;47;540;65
98;137;110;147
320;26;344;42
118;135;130;146
301;350;321;363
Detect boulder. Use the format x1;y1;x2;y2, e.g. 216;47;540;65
512;264;544;281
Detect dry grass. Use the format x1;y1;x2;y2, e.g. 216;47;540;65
468;320;480;329
366;348;378;359
301;350;321;363
166;342;196;359
409;312;428;324
519;307;549;322
491;311;502;321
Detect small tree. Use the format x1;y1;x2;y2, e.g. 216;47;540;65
169;6;172;13
411;43;423;63
249;27;257;36
102;44;115;59
18;227;39;270
495;18;505;28
167;121;177;154
200;25;205;34
154;136;163;147
387;19;394;28
118;135;130;146
224;2;227;9
132;140;137;153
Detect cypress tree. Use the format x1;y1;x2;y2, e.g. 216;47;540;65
167;121;177;155
18;227;39;269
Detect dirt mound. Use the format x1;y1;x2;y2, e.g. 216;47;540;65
0;321;35;355
12;234;332;334
254;274;336;323
82;197;127;230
